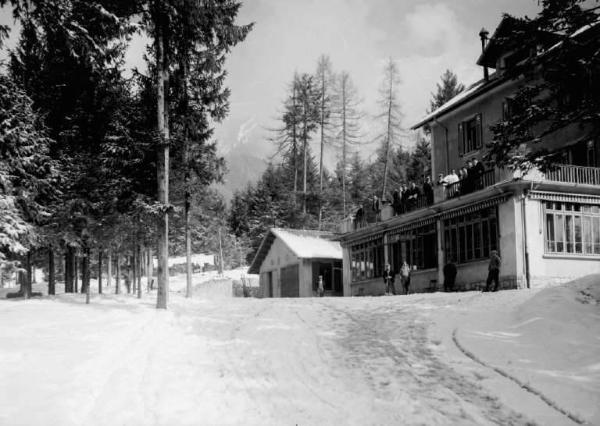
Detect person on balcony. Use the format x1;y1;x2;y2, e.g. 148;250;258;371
354;204;365;230
437;173;446;186
401;183;409;213
392;189;402;216
372;195;382;222
423;175;434;205
407;182;421;210
444;170;459;198
472;158;485;190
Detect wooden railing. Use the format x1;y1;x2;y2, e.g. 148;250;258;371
544;164;600;186
445;169;496;200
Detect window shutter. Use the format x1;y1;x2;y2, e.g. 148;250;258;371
458;122;464;156
476;113;483;149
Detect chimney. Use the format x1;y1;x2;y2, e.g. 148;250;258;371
479;27;489;81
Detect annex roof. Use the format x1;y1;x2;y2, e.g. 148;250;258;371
248;228;342;274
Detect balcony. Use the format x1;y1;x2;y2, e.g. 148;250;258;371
543;164;600;186
338;194;433;234
338;164;600;235
443;169;496;200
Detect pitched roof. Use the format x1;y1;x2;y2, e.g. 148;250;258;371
248;228;342;274
410;78;494;129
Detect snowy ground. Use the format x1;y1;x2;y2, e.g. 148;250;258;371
0;274;598;425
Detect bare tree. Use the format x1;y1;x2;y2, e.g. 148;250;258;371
314;55;334;227
375;58;403;199
332;71;364;216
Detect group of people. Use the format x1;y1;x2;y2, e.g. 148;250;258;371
383;250;502;295
390;177;434;216
382;261;412;295
437;158;486;197
353;177;436;229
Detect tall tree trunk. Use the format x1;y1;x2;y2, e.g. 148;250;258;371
132;248;137;294
137;245;142;299
381;71;394;199
185;195;192;297
83;247;90;304
64;249;72;293
48;247;55;295
218;228;224;275
80;256;86;294
146;246;153;292
318;69;326;229
98;250;103;294
73;253;78;293
128;255;133;294
342;86;347;217
115;254;120;295
155;6;170;309
107;250;112;288
302;114;308;214
22;251;32;298
292;81;298;201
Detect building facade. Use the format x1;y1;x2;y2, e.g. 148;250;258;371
249;228;343;297
339;18;600;296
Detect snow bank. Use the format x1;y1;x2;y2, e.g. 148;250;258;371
456;275;600;425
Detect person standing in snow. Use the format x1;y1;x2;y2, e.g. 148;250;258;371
443;259;457;292
401;261;411;295
317;275;325;297
485;250;501;292
383;263;396;295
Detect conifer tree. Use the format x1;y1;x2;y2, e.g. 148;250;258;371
429;69;465;112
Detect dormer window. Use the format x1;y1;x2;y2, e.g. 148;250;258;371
458;113;483;155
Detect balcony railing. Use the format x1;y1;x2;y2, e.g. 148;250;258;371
445;169;496;200
339;194;434;233
544;164;600;186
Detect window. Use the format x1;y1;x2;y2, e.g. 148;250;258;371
502;98;515;121
444;206;498;264
458;113;482;155
350;238;384;281
545;202;600;255
388;223;437;271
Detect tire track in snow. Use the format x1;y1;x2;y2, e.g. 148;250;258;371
452;328;585;425
325;302;532;425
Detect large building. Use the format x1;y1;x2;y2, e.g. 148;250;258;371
339;17;600;296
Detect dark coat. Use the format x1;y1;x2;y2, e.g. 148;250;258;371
383;268;395;284
443;263;457;280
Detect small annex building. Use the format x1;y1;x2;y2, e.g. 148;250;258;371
248;228;343;297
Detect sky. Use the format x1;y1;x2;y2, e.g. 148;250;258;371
0;0;542;189
210;0;542;155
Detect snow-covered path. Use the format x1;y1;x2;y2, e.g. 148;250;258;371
0;278;598;425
